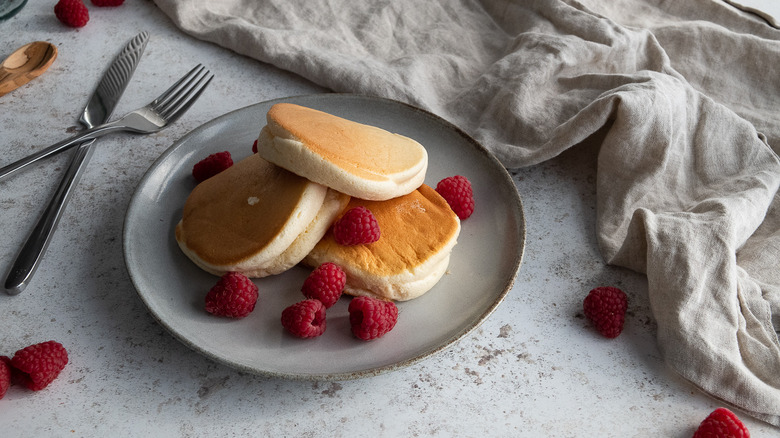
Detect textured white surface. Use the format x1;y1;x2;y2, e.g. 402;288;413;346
724;0;780;27
0;1;775;437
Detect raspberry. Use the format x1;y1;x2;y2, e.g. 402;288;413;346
693;407;750;438
92;0;124;5
205;272;258;318
333;206;380;246
54;0;89;28
436;175;475;219
192;151;233;182
281;299;327;338
10;341;69;391
252;139;258;153
0;356;11;399
302;262;346;308
348;296;398;340
583;286;628;338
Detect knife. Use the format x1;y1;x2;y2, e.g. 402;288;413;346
4;32;149;295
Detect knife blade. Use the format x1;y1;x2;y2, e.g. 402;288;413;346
4;32;149;295
80;32;149;128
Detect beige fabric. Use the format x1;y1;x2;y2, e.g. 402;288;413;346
153;0;780;426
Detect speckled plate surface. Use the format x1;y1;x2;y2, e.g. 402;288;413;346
123;94;525;380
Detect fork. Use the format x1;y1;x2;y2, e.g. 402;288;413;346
0;64;213;180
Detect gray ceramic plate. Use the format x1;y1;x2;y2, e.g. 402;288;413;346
123;94;525;380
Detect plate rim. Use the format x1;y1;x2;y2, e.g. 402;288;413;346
123;93;526;380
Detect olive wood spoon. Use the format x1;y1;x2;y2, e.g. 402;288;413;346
0;41;57;97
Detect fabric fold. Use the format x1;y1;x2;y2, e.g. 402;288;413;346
153;0;780;426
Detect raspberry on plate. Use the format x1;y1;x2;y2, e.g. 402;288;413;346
332;206;380;246
281;299;327;338
0;356;11;399
205;272;258;318
436;175;475;220
10;341;69;391
92;0;125;6
348;296;398;341
54;0;89;28
693;407;750;438
302;262;346;308
192;151;233;183
583;286;628;338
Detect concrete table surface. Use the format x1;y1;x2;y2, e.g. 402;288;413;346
0;1;774;437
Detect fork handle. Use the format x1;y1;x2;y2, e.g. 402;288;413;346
4;141;96;294
0;122;120;180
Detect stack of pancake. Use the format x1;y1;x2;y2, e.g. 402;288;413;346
175;103;461;301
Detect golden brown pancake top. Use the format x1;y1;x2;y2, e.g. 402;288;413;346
311;184;458;276
176;154;315;265
267;103;425;182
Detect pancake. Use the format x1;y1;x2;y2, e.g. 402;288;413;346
175;153;350;277
304;184;460;301
256;103;428;201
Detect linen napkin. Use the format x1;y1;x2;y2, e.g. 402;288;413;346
152;0;780;426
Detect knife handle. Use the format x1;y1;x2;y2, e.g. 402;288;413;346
4;141;95;294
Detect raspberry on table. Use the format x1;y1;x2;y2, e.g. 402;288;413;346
693;407;750;438
281;299;327;338
583;286;628;338
302;262;346;308
332;206;380;246
0;356;11;399
54;0;89;28
348;296;398;341
192;151;233;182
92;0;125;6
10;341;69;391
205;272;258;318
436;175;475;220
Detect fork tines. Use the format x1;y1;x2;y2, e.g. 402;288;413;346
152;64;214;121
